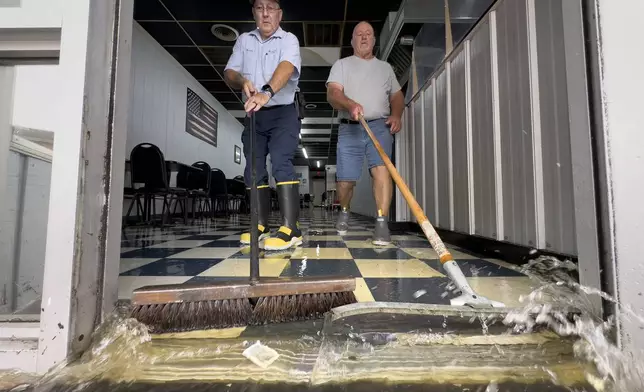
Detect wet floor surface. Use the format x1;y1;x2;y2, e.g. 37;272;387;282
4;311;596;391
0;211;603;391
119;209;537;307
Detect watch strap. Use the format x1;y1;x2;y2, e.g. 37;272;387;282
261;84;274;98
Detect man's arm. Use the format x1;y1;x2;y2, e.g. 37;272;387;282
389;90;404;118
265;33;301;94
224;69;247;90
388;65;404;118
326;60;356;111
224;37;246;89
327;83;356;112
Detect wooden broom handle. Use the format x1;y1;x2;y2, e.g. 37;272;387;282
358;116;453;263
444;0;454;56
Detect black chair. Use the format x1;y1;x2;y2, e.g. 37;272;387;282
188;161;212;220
122;161;144;227
302;193;312;208
129;143;189;226
209;168;231;216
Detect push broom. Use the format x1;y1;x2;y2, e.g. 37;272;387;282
359;115;504;308
130;112;356;333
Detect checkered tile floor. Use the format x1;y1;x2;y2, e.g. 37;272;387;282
120;209;536;307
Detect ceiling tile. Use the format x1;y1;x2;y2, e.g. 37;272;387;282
160;0;252;21
222;101;245;111
134;0;172;20
302;124;339;130
278;0;346;22
178;22;252;46
184;65;220;80
302;102;333;111
303;23;341;46
138;21;192;46
300;66;331;81
212;91;242;103
200;80;230;91
297;81;327;94
201;46;234;66
300;92;327;103
345;0;403;21
304;109;334;117
164;46;208;64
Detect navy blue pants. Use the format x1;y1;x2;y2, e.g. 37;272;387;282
241;104;300;187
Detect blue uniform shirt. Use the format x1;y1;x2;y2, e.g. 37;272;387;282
225;27;301;107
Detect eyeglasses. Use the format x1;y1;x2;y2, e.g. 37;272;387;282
253;5;280;13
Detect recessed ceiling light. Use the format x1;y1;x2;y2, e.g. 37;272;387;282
305;103;317;109
211;24;239;42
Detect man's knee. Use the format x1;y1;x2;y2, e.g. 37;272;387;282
337;181;356;191
370;165;390;181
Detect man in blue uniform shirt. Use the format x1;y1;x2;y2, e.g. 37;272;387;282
224;0;302;250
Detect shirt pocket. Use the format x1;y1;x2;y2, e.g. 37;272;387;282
241;46;257;76
262;47;280;79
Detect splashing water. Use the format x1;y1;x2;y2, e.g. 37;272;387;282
504;256;644;391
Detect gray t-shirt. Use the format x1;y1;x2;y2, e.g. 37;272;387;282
326;55;402;121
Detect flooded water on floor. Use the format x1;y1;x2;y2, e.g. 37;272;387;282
1;256;643;391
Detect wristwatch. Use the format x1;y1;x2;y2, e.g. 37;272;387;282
261;84;274;99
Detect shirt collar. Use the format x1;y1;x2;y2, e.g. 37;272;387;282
250;27;285;41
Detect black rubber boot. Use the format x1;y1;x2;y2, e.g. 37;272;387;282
240;185;271;246
264;182;303;250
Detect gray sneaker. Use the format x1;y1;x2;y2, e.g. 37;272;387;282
372;216;391;246
335;210;350;235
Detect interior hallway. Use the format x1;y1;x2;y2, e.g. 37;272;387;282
119;209;535;307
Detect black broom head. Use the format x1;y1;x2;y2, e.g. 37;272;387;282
129;277;357;333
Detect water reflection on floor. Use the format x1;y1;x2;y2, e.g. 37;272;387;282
2;211;630;391
2;304;598;392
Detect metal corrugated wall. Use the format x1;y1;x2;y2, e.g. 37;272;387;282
423;83;437;224
534;0;577;255
449;46;470;234
413;96;424;215
397;0;579;256
434;69;450;229
469;17;498;239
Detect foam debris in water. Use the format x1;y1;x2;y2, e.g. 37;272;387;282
412;290;426;299
242;341;280;369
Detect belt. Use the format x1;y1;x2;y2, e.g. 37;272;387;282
259;103;294;112
340;119;358;124
340;118;379;124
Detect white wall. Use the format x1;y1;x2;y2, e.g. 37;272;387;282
311;179;325;206
12;65;61;133
126;22;245;179
294;166;309;194
0;0;62;29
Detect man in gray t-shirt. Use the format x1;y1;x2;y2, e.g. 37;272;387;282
326;21;404;245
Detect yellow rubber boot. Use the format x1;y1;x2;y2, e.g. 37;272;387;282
240;185;271;246
264;181;303;251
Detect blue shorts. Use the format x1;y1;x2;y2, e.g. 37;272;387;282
336;118;393;182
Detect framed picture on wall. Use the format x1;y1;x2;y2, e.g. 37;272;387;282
186;87;218;147
234;145;241;164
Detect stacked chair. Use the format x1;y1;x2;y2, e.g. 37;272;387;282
128;143;189;227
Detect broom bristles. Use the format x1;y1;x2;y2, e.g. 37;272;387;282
130;291;357;333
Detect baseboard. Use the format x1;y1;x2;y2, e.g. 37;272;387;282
389;220;578;268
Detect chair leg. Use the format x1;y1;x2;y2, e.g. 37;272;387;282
161;194;169;227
